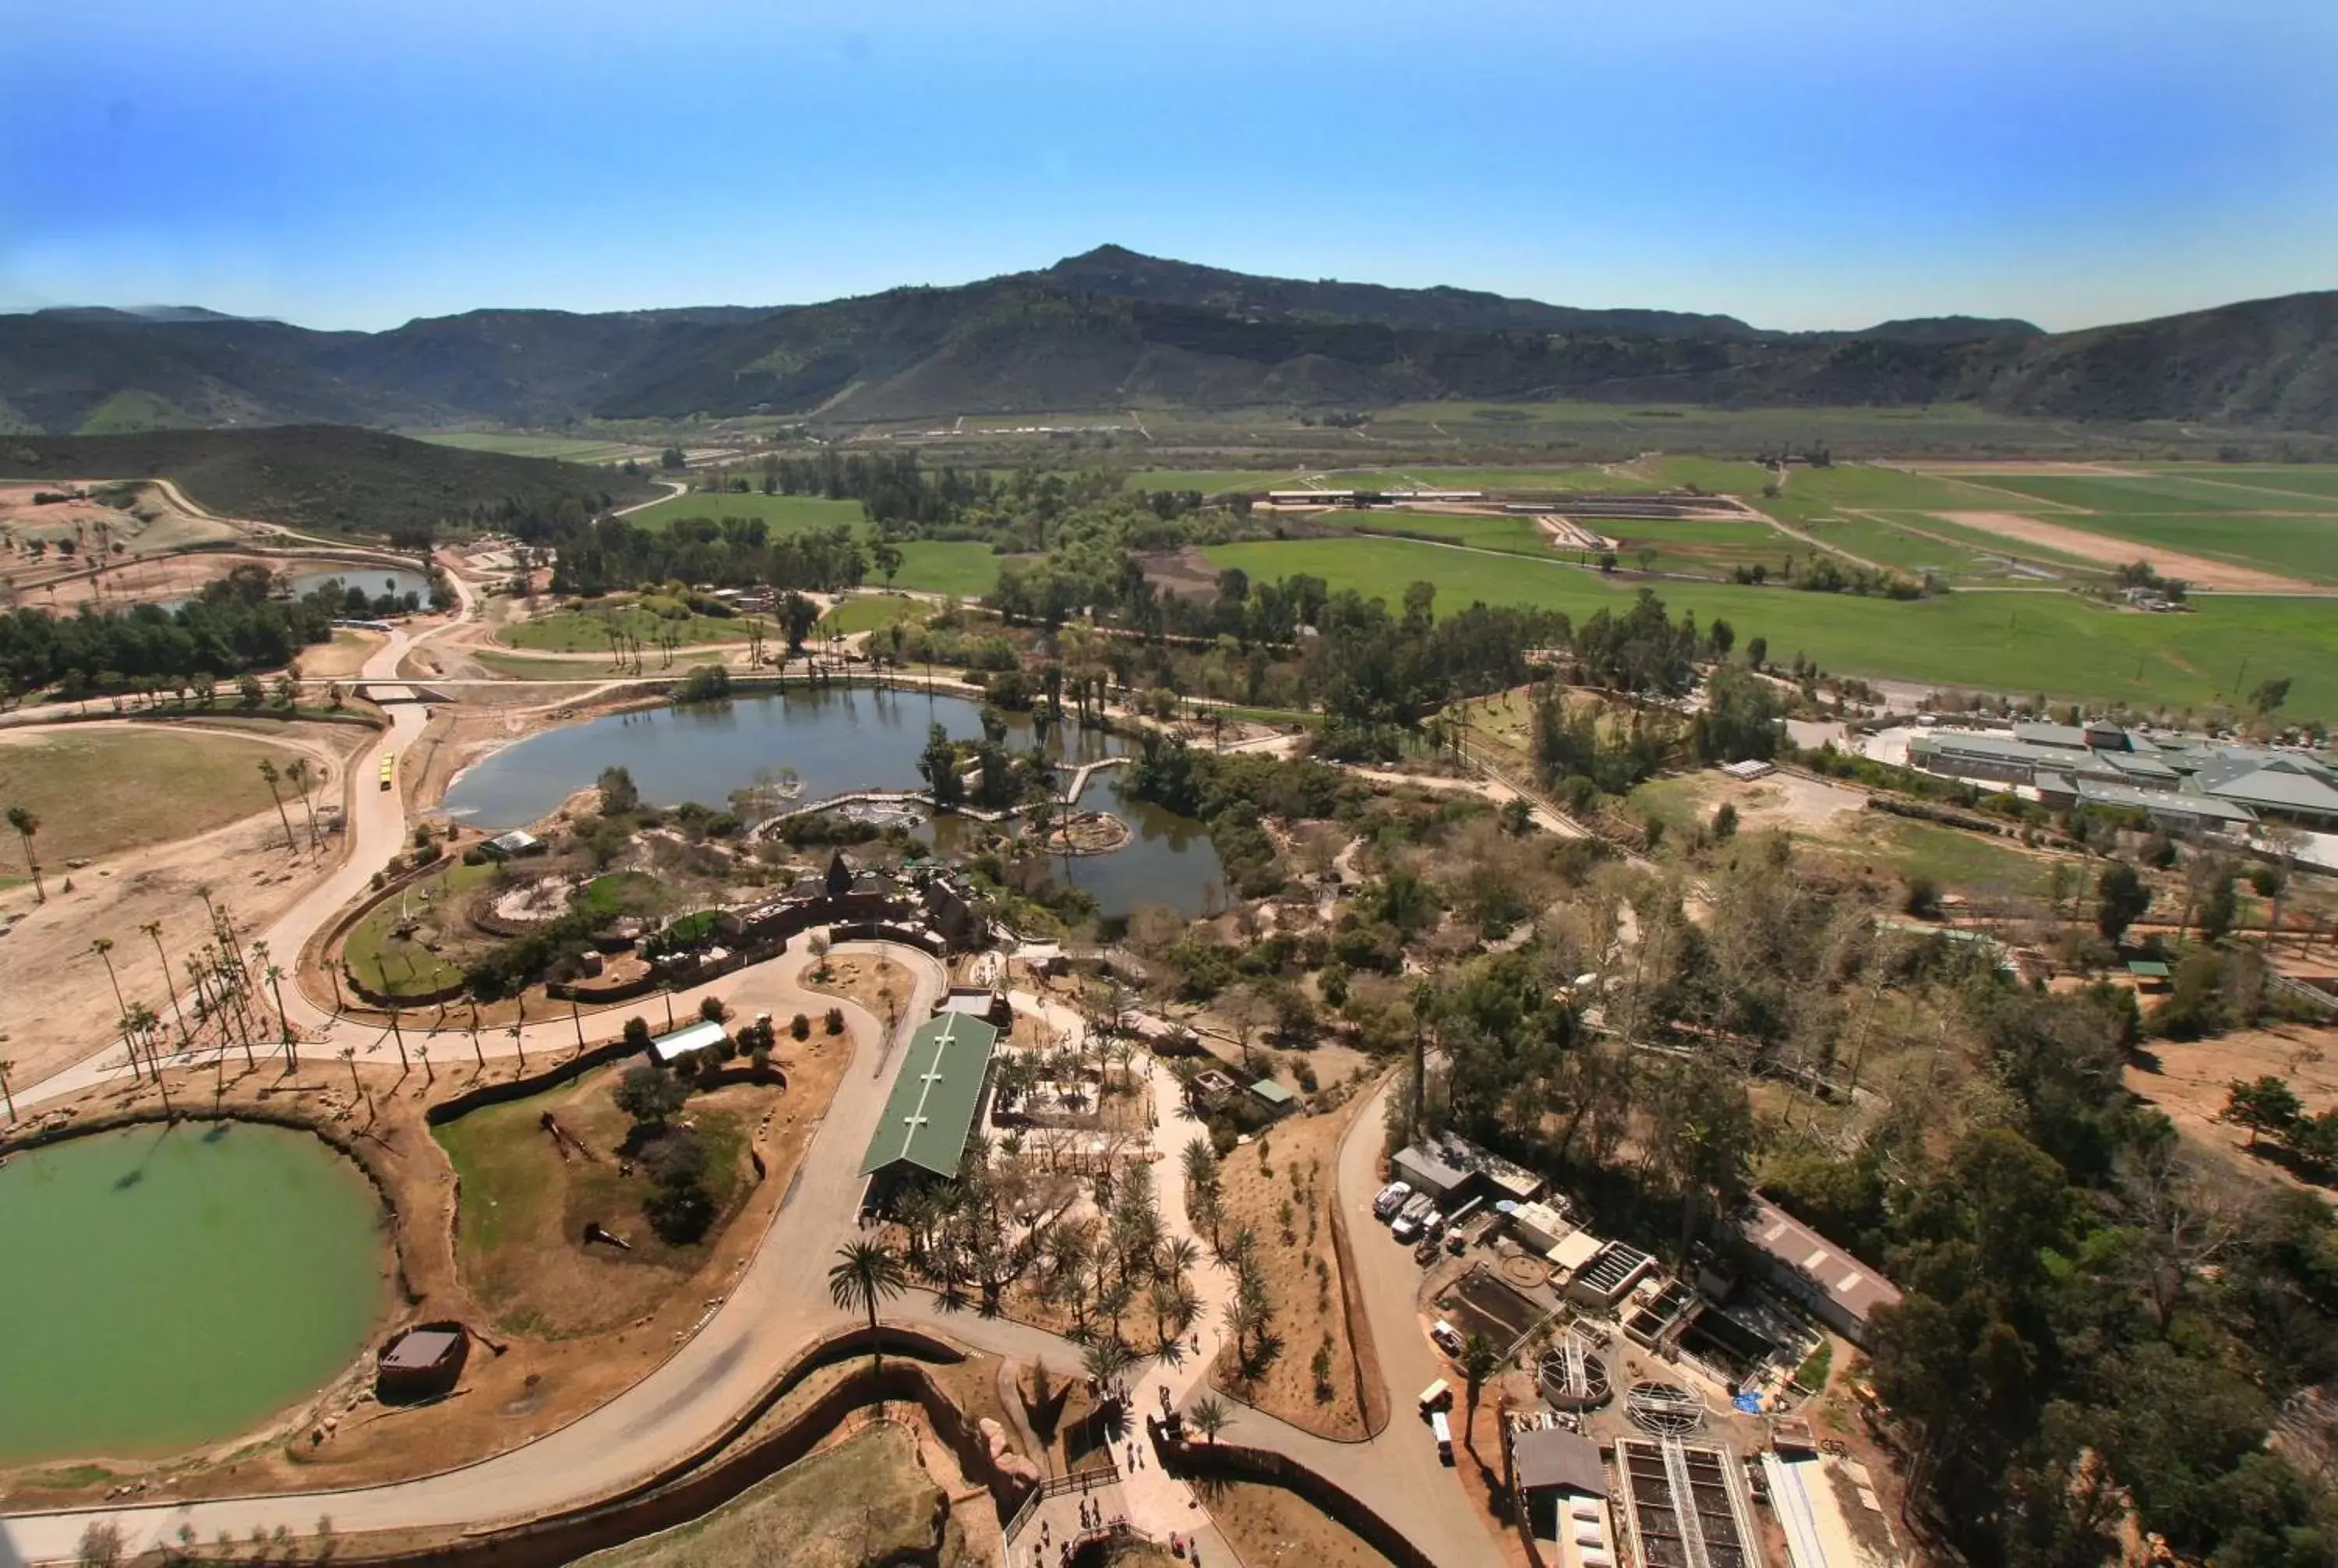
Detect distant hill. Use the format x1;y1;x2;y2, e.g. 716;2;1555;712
2;249;2332;432
0;426;659;538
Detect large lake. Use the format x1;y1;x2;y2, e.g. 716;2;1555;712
439;687;1227;918
0;1122;390;1461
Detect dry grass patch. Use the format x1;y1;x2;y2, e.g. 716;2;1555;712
574;1421;979;1568
1207;1107;1369;1439
0;725;311;865
433;1065;782;1337
1200;1478;1395;1568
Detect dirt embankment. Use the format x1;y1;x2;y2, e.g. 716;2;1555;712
1934;512;2322;594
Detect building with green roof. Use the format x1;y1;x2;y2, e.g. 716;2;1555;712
859;1012;1001;1195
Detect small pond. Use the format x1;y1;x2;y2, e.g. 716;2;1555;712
0;1121;391;1462
438;686;1225;917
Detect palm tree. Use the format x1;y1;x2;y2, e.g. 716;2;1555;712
1189;1393;1231;1446
0;1058;16;1121
1081;1335;1135;1396
90;938;128;1019
284;758;323;851
828;1240;909;1372
6;805;44;903
256;760;297;852
142;920;188;1040
1460;1331;1502;1454
337;1046;361;1097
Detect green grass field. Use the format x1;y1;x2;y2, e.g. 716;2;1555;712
817;594;933;635
1202;534;2338;719
1857;819;2050;902
500;606;763;653
415;432;659;464
622;490;869;534
1969;472;2338;517
890;541;1003;597
2136;466;2338;501
342;860;496;998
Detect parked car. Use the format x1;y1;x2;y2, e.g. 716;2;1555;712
1431;1409;1454;1463
1429;1319;1465;1357
1391;1192;1436;1241
1372;1181;1413;1221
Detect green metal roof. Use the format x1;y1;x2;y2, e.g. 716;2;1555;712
1250;1078;1296;1105
2126;960;2172;979
859;1012;1001;1180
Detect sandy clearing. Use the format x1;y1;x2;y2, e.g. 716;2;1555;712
1933;511;2320;593
0;723;372;1089
2124;1023;2338;1195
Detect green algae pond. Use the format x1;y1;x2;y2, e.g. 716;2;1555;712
0;1120;392;1463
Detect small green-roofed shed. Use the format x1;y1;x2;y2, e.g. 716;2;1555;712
859;1013;1001;1183
1249;1078;1297;1114
2127;959;2172;980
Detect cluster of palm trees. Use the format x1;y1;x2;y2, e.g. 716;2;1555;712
79;888;301;1105
255;756;326;855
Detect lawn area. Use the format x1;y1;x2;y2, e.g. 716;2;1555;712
0;726;307;863
341;858;498;999
500;604;765;653
432;1064;758;1337
818;593;933;636
891;540;1003;597
1839;818;2053;904
571;1424;952;1568
623;490;867;535
1201;535;2338;719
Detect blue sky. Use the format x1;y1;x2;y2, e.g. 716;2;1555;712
3;0;2333;333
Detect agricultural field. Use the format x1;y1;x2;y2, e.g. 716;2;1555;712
500;603;765;654
415;432;661;464
1964;471;2338;517
1202;534;2338;719
622;491;867;535
2137;465;2338;500
0;726;311;865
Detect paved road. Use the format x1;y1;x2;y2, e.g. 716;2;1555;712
1160;1075;1503;1566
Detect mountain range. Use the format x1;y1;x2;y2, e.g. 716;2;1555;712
3;245;2333;434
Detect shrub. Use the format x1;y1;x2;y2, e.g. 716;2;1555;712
698;995;729;1023
825;1006;846;1036
613;1065;689;1126
790;1012;811;1040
